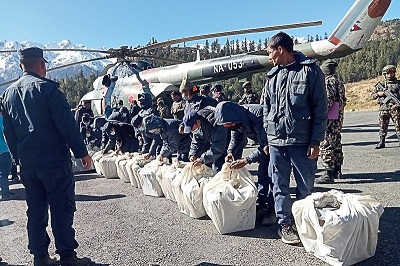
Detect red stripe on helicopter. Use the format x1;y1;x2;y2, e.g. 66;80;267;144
350;24;362;32
329;36;341;45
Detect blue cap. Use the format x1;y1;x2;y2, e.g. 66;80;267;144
182;111;199;134
131;114;143;128
18;47;48;63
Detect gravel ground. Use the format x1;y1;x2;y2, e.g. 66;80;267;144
1;111;399;266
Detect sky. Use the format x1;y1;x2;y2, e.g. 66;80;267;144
1;0;399;49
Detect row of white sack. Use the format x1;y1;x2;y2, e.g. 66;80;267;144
92;150;259;235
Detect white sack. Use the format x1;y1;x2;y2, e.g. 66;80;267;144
99;153;118;179
115;153;132;183
203;163;258;234
292;189;384;266
139;160;164;197
174;163;216;218
156;160;188;202
92;150;105;175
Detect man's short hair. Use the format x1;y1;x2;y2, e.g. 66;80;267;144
267;32;294;53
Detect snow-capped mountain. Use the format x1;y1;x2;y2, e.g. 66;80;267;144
0;40;114;91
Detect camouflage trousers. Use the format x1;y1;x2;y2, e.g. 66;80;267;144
320;119;344;170
378;108;400;137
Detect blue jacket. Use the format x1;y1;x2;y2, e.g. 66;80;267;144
184;94;217;115
137;107;162;155
1;72;88;167
189;107;228;165
214;101;266;163
263;53;327;146
143;115;190;158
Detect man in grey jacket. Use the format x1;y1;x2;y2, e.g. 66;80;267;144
263;32;327;244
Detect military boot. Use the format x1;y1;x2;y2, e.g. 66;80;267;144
33;253;57;266
315;169;335;184
59;255;92;266
333;165;343;179
375;136;385;149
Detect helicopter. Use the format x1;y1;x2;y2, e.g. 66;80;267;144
0;0;392;116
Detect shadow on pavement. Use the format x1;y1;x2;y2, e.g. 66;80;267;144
75;194;126;201
195;263;235;266
0;219;14;227
75;172;99;182
339;171;400;184
312;187;363;194
355;207;400;265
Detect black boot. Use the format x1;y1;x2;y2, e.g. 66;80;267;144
375;136;385;149
315;169;335;184
33;253;57;266
333;165;343;179
59;255;92;266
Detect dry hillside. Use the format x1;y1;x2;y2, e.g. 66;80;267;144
344;77;384;112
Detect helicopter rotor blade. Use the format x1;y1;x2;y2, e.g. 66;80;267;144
133;20;322;52
47;56;110;72
0;56;110;88
0;48;111;54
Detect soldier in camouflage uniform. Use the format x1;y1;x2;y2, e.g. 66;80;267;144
156;98;172;119
170;91;186;120
316;59;347;184
371;65;400;149
238;81;259;105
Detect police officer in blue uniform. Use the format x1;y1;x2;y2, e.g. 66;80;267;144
0;47;93;266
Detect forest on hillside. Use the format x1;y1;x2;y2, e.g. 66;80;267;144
59;19;400;107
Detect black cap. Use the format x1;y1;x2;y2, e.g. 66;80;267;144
170;91;181;97
18;47;48;63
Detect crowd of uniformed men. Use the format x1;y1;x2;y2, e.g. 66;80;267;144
1;32;400;265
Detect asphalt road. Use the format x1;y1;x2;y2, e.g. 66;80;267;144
1;111;399;266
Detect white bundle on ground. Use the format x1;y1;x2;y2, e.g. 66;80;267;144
203;163;258;234
172;163;216;218
92;150;105;175
156;160;188;202
98;152;119;179
139;159;164;197
125;153;142;187
292;189;384;266
115;153;133;183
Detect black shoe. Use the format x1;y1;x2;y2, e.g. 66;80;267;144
315;176;334;184
60;255;92;266
315;169;335;184
33;254;57;266
375;137;385;149
278;224;300;245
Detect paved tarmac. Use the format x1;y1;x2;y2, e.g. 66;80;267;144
1;111;399;266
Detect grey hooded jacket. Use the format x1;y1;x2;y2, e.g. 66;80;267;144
143;115;190;158
215;101;266;163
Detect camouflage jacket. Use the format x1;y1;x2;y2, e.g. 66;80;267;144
325;74;346;121
171;100;186;120
372;79;400;111
239;92;259;104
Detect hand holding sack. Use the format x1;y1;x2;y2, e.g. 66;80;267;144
203;162;258;234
